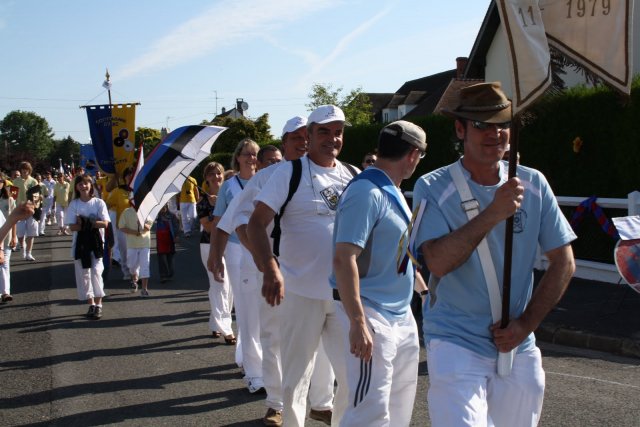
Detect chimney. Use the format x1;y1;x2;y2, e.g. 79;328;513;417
221;107;226;114
456;57;468;79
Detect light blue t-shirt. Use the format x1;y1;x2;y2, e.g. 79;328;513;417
213;176;249;244
413;159;576;358
330;171;414;320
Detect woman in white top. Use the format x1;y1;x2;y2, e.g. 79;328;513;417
66;174;110;320
0;179;17;302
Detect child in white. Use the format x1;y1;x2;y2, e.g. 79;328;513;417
66;175;110;319
119;205;153;296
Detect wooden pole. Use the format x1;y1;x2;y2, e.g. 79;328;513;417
501;114;520;328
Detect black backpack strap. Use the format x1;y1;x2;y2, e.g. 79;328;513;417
271;158;302;256
340;161;359;178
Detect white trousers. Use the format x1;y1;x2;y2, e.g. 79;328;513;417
426;339;545;427
114;228;129;276
74;253;105;300
200;243;233;336
236;246;263;379
224;241;243;367
179;202;197;234
0;248;11;295
280;292;347;427
336;303;419;427
56;205;67;230
126;247;150;279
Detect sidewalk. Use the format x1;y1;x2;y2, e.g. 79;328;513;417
536;274;640;358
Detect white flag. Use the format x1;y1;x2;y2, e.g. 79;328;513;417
102;79;112;90
540;0;634;95
497;0;552;115
129;143;144;189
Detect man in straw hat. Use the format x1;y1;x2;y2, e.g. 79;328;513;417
412;82;576;426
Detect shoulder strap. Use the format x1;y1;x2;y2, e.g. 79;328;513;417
340;161;359;178
449;161;514;376
271;158;302;256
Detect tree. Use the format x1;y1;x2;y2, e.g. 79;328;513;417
203;113;274;154
50;136;80;168
135;127;163;155
0;110;55;164
306;83;373;126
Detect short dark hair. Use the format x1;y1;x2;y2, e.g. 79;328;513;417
377;124;414;161
257;145;280;163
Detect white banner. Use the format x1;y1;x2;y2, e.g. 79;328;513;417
541;0;634;95
497;0;552;114
497;0;634;115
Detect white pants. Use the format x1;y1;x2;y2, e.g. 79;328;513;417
236;246;263;379
200;243;233;336
336;303;419;427
108;210;119;261
0;248;11;295
74;253;105;300
224;241;243;367
56;205;66;230
280;292;347;427
17;217;38;238
115;227;130;276
127;247;150;279
426;339;545;427
180;202;196;234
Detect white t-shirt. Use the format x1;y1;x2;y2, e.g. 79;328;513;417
65;197;110;256
255;155;358;300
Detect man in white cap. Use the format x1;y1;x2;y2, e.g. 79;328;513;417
210;115;335;427
248;105;359;426
413;82;576;426
331;120;428;426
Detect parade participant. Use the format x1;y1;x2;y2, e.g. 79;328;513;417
106;168;134;283
211;138;261;391
413;82;576;426
0;201;35;248
360;151;377;169
0;179;17;302
331;121;428;426
212;117;337;426
196;162;234;342
248;105;359;426
119;201;153;296
12;161;39;261
53;173;71;235
155;204;180;283
42;171;56;226
66;174;110;319
33;173;49;236
179;174;199;237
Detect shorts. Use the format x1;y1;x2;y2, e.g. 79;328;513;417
16;217;39;238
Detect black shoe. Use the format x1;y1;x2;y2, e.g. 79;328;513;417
92;306;103;319
86;305;96;318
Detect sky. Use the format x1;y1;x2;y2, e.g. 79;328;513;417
0;0;491;148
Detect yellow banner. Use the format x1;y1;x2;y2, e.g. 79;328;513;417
111;104;136;178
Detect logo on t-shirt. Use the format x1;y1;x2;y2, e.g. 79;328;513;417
319;185;341;210
513;209;527;233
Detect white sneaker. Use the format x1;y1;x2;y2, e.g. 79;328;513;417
25;254;36;262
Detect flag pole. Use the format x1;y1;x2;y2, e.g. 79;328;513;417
105;68;112;106
501;112;520;328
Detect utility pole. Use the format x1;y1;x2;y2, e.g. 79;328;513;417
213;90;222;116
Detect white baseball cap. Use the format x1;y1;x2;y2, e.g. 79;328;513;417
307;105;349;126
281;116;307;138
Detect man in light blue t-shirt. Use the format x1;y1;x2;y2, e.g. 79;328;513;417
413;82;576;426
331;120;429;426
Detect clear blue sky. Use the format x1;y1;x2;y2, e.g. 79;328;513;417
0;0;490;147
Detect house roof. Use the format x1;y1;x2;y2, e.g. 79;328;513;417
396;69;457;95
464;2;500;79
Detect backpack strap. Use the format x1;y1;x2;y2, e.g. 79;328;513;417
271;158;302;256
340;161;359;179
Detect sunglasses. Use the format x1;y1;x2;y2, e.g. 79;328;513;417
364;158;376;164
470;121;511;130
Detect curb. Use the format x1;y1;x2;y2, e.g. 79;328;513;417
537;323;640;359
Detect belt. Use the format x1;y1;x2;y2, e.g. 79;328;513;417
332;289;341;301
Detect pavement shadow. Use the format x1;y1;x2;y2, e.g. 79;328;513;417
0;335;216;372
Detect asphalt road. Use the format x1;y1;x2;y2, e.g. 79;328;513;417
1;229;639;426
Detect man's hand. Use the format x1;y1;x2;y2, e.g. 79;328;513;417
490;318;530;353
349;321;373;362
262;264;285;306
210;256;226;283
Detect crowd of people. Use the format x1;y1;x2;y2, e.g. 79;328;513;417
0;82;577;426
